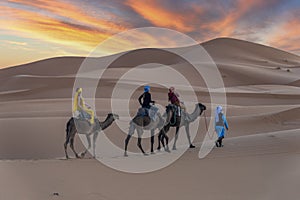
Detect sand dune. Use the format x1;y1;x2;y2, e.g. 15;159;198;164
289;78;300;87
1;38;300;199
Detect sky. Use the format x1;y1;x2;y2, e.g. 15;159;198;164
0;0;300;68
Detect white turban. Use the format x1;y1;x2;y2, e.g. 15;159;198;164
215;106;223;123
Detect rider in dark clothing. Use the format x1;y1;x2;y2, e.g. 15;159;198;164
138;85;155;109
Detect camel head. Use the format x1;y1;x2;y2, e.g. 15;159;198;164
197;103;206;114
108;113;119;120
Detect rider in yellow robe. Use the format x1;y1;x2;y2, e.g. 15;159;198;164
73;88;95;124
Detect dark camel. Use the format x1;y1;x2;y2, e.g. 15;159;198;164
124;104;176;156
157;103;206;151
64;113;119;159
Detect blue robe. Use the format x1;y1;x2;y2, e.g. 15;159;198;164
215;114;228;138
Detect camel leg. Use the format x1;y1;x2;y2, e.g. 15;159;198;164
92;131;99;158
163;125;171;152
158;124;170;151
185;124;195;148
150;129;155;154
164;133;170;152
159;129;170;152
124;135;131;157
80;134;91;158
157;130;163;151
70;137;80;158
64;141;69;159
172;127;180;150
157;128;166;151
124;123;135;157
159;129;165;149
64;132;70;159
137;137;147;155
160;132;165;148
64;122;75;159
137;128;147;156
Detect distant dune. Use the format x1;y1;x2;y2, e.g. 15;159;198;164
1;38;300;101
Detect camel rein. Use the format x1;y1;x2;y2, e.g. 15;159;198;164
204;111;208;131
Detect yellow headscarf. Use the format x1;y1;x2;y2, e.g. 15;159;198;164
72;88;86;113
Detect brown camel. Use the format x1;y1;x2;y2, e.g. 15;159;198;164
64;113;119;159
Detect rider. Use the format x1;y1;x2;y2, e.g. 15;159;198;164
138;85;155;109
138;85;157;119
73;88;95;124
168;86;188;119
168;86;180;107
215;106;229;147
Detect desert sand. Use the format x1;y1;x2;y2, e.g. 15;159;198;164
0;38;300;199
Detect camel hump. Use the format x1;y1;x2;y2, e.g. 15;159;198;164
132;115;151;127
137;107;147;116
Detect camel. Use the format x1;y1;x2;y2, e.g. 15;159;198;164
157;103;206;151
64;113;119;159
124;104;176;157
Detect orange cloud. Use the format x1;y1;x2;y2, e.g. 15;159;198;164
5;41;27;46
1;0;134;56
1;3;189;67
200;0;270;38
0;7;98;49
126;0;274;42
126;0;202;32
8;0;126;33
267;16;300;53
1;0;198;67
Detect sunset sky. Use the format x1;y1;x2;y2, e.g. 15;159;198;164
1;0;300;68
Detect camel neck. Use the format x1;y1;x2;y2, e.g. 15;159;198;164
187;105;201;122
100;116;114;130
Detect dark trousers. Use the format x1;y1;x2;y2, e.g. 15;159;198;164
217;136;224;147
